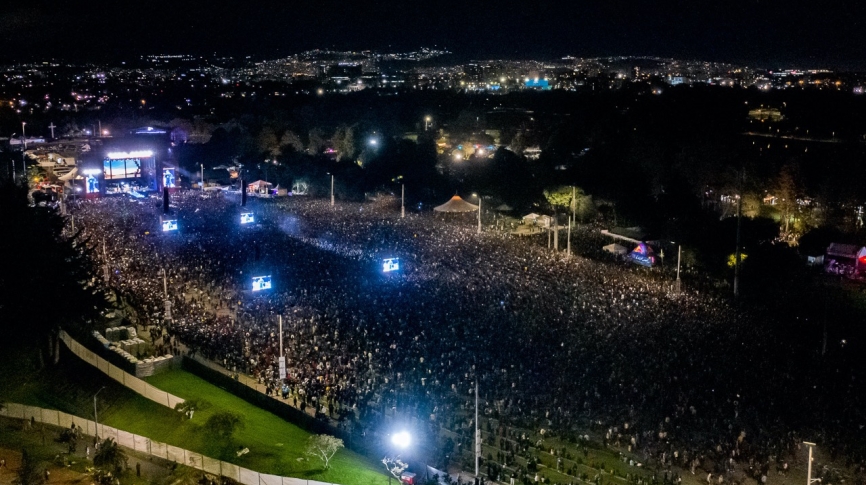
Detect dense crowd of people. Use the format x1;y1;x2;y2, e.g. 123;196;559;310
66;190;866;485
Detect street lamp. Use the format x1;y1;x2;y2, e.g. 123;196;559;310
385;431;411;485
473;193;483;234
401;183;405;218
804;442;820;485
424;116;432;131
328;173;335;207
94;386;106;440
21;122;27;150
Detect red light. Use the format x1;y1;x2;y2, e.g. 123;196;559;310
859;256;866;264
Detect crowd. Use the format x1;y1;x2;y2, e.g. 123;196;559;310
67;190;866;485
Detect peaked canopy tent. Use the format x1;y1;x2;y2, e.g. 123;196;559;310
434;195;479;213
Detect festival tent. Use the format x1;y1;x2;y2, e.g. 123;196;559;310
433;195;479;212
522;213;552;227
247;180;273;195
58;167;79;182
603;243;628;256
628;242;657;267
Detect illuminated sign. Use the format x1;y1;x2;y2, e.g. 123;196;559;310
382;258;400;272
252;275;272;291
240;212;255;224
106;151;153;159
161;219;178;232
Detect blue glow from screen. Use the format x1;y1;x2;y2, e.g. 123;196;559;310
383;258;400;272
162;220;178;232
252;275;272;291
240;212;255;224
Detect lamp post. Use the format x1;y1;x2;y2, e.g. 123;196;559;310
386;431;411;485
473;194;482;234
94;386;106;439
424;116;432;131
804;442;820;485
401;183;405;218
10;133;16;179
676;244;682;292
201;163;205;190
330;174;335;207
21;122;27;150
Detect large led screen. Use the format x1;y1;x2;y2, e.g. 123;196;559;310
383;258;400;272
104;158;142;180
163;168;177;188
252;275;272;291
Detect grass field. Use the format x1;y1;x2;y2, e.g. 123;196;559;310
0;348;388;485
101;369;389;485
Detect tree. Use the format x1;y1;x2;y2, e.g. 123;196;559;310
204;411;244;441
93;438;127;476
382;457;408;482
174;398;210;420
14;450;45;485
333;125;357;162
544;186;574;250
0;179;108;366
304;434;344;470
279;131;304;153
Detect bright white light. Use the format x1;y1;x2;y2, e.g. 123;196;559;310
82;169;101;175
477;149;485;156
106;150;153;159
391;431;411;449
454;153;463;160
369;139;377;145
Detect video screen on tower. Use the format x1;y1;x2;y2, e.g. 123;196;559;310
252;275;272;291
382;258;400;272
84;174;100;194
162;219;178;232
240;212;255;224
163;168;177;188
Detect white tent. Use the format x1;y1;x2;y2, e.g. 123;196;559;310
58;167;79;182
522;213;552;227
433;195;479;213
603;243;628;256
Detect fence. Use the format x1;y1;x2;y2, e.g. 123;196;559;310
0;403;342;485
59;330;185;410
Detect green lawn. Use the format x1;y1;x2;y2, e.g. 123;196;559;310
95;369;387;485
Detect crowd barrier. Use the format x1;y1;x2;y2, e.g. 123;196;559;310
0;403;344;485
59;330;185;410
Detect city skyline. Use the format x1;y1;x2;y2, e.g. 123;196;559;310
2;0;865;69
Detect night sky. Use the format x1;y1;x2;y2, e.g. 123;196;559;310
2;0;864;68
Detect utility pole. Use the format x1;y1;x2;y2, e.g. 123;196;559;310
805;442;819;485
94;386;106;440
278;315;286;379
477;197;482;234
734;169;743;298
475;380;480;479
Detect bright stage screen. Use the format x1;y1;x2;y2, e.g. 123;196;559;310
162;219;178;232
85;174;100;194
163;168;177;188
383;258;400;272
103;158;142;180
252;275;272;291
240;212;255;224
